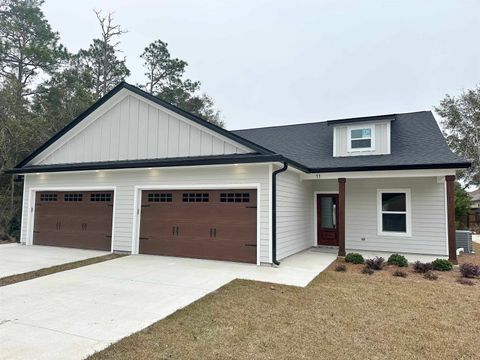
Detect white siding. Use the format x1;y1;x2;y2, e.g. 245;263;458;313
276;169;313;260
34;93;251;166
334;121;390;157
313;177;447;255
21;164;271;263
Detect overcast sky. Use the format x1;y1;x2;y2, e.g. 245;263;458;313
43;0;480;130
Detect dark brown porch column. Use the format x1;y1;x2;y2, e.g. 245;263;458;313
445;175;457;264
338;178;346;257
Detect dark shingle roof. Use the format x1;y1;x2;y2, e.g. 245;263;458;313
233;111;470;172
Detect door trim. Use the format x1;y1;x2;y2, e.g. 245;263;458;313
313;191;339;246
26;186;117;252
132;183;261;265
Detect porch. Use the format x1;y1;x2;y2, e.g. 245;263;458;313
275;168;458;263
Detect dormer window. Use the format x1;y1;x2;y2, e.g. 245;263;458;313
348;125;375;152
330;117;392;157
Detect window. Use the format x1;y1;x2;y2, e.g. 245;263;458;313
90;193;112;202
348;126;374;152
220;192;250;203
64;193;83;202
377;189;411;236
40;193;57;202
148;193;172;202
182;193;209;202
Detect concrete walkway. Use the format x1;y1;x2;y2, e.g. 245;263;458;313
0;244;109;278
0;249;336;360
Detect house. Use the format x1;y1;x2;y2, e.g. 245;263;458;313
8;82;470;265
466;189;480;232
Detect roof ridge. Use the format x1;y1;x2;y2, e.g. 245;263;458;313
233;110;430;132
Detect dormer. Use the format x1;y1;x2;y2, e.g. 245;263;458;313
328;115;394;157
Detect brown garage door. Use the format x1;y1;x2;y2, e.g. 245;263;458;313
139;189;257;263
33;191;114;251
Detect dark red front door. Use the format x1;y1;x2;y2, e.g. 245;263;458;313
317;194;339;246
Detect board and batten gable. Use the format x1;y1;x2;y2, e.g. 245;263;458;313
20;164;272;263
27;89;253;166
333;121;391;157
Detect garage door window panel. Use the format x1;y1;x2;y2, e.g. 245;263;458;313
182;193;209;202
40;193;57;202
148;193;172;202
90;193;112;202
64;193;83;202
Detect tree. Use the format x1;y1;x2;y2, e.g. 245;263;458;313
436;86;480;187
455;182;472;229
33;56;96;135
140;40;223;127
0;0;66;100
78;10;130;98
0;0;65;236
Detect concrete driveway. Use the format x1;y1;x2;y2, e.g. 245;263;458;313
0;244;109;278
0;249;335;360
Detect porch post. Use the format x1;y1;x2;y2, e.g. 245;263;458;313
338;178;346;257
445;175;457;264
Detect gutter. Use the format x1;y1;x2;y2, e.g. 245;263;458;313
271;162;288;266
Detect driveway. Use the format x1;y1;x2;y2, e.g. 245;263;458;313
0;244;109;278
0;249;335;360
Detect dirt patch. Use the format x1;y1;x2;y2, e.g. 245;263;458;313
0;253;125;287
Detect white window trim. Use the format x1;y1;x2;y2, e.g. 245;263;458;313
347;124;376;153
377;188;411;237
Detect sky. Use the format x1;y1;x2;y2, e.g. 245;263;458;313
42;0;480;130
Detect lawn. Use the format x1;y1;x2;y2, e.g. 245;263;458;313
89;246;480;360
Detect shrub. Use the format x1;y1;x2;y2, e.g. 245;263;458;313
393;270;408;278
424;270;438;281
335;264;347;272
366;257;385;270
362;266;374;275
7;215;21;241
457;278;475;286
387;254;408;267
459;263;480;278
413;261;433;273
345;253;365;264
432;259;453;272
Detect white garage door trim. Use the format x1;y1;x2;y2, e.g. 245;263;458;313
132;183;262;265
23;186;117;252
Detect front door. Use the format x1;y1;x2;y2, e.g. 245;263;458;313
317;194;339;246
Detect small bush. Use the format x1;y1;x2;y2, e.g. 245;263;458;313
413;261;433;273
459;263;480;278
424;270;438;281
457;278;475;286
366;257;385;270
387;254;408;267
362;266;374;275
345;253;365;264
7;215;21;241
393;270;408;278
335;264;347;272
432;259;453;272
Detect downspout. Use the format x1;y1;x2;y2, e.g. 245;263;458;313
272;162;288;266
